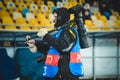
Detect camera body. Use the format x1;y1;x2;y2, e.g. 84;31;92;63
69;4;83;14
69;4;90;49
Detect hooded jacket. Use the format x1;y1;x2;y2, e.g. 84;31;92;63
42;27;84;78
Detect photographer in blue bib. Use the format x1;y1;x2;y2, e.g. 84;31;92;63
36;4;90;80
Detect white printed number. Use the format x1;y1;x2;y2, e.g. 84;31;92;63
43;66;47;75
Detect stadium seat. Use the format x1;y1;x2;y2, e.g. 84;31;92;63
57;2;63;8
44;10;51;19
108;15;117;27
63;2;72;9
7;1;17;15
0;1;4;7
26;0;34;8
112;11;119;19
62;0;68;3
13;11;23;21
47;1;55;7
91;15;102;30
69;0;78;6
40;5;50;18
107;20;115;29
33;10;40;17
47;1;55;13
85;19;100;31
17;3;27;12
109;15;117;22
2;16;16;30
40;18;54;30
115;20;120;30
85;20;94;27
9;8;17;15
0;1;6;19
0;10;10;19
22;8;30;17
16;17;30;30
39;18;51;27
36;13;46;22
99;15;107;27
15;0;24;6
29;18;39;30
26;12;35;22
2;16;14;24
41;5;48;13
36;0;44;8
37;12;51;27
0;10;9;20
93;11;101;20
93;11;109;29
101;26;111;31
0;2;6;12
16;17;26;25
107;15;119;30
78;0;85;5
0;1;6;11
100;15;110;31
3;0;13;6
7;1;16;10
29;4;40;16
30;4;38;12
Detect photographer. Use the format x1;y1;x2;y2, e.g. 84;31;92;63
37;7;84;80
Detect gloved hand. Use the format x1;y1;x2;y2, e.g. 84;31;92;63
26;35;37;53
37;28;48;38
26;35;35;47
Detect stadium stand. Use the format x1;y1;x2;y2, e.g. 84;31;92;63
0;0;119;31
17;3;27;12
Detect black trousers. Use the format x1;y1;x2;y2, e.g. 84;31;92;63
45;54;79;80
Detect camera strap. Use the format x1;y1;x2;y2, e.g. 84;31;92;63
69;29;76;39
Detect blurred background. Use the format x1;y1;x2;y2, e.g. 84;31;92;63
0;0;120;80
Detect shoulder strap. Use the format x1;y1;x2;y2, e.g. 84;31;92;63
69;28;76;39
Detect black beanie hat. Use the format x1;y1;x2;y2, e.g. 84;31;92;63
53;7;70;27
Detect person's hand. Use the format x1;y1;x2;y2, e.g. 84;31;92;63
26;35;35;47
37;28;48;38
26;35;37;53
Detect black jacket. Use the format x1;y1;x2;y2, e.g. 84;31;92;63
43;27;76;54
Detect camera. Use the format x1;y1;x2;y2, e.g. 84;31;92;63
69;4;83;14
69;4;90;49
